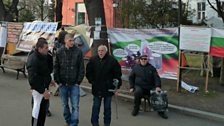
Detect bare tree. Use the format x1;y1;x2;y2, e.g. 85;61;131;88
29;0;51;21
120;0;193;28
207;0;224;22
55;0;63;29
0;0;19;21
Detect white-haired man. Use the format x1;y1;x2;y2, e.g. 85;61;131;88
86;45;122;126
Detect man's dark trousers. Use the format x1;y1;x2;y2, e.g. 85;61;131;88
32;98;47;126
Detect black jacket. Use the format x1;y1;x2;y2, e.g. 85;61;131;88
26;50;52;94
86;54;122;96
54;45;85;85
129;63;161;90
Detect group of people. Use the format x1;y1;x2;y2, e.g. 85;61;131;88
27;32;167;126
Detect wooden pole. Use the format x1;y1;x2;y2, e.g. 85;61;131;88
220;58;224;85
205;54;209;93
177;50;182;92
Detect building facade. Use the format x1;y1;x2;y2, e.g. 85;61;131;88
188;0;224;28
61;0;120;28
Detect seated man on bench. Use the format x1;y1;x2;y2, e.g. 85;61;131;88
129;54;168;119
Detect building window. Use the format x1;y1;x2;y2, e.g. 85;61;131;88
76;3;86;25
77;12;85;25
197;2;205;20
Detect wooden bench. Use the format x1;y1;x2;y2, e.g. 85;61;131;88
0;54;27;79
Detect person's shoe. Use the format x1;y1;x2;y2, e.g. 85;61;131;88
92;123;99;126
46;110;52;117
158;112;168;119
131;108;139;116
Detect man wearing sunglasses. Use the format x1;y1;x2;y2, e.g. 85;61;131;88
129;55;168;119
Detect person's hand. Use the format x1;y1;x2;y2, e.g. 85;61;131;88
43;90;50;100
114;90;119;96
156;87;161;92
30;90;33;95
113;79;119;87
50;80;58;87
130;88;134;93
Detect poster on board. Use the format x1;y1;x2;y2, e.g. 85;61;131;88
180;26;211;52
0;22;8;48
16;22;58;52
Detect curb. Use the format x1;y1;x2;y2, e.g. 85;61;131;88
80;85;224;122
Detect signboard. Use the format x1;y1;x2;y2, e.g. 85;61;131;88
180;26;211;52
0;22;8;47
16;22;58;52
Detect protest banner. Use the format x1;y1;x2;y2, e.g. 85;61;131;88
16;22;58;52
108;28;179;80
0;22;7;48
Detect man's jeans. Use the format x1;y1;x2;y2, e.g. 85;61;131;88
91;96;112;126
59;84;80;126
133;86;151;110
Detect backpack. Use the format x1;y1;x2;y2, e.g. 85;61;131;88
150;90;168;112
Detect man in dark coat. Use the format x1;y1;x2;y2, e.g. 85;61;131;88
86;45;122;126
129;54;168;119
29;47;54;117
54;33;85;126
27;37;52;126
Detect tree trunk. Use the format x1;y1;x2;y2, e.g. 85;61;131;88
0;0;19;21
40;0;44;21
84;0;108;56
55;0;63;29
0;0;5;21
7;0;19;21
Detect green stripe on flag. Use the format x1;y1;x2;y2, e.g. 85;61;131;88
211;37;224;48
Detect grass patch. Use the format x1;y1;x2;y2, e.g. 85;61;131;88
202;90;218;97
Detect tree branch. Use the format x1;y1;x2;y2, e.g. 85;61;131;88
207;0;218;12
207;0;224;22
9;0;19;13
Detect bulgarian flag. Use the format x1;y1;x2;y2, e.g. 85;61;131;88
210;28;224;57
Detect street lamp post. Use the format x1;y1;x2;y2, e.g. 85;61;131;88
178;0;182;26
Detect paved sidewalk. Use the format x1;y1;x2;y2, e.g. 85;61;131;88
0;69;223;126
80;84;224;123
0;71;223;126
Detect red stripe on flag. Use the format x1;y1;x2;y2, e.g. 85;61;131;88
210;47;224;57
